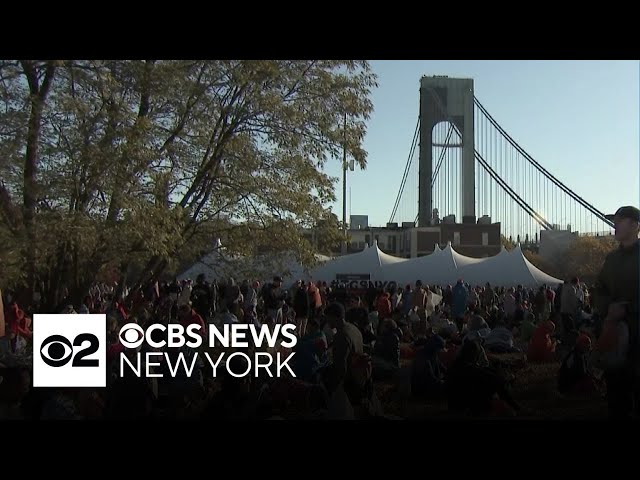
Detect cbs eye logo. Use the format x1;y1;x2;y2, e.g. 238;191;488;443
118;323;145;349
33;313;107;388
40;333;100;368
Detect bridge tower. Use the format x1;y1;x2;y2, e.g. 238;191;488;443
418;76;475;227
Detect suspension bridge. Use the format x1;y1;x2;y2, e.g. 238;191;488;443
388;76;614;245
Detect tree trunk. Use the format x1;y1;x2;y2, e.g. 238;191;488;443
113;260;130;305
20;61;57;306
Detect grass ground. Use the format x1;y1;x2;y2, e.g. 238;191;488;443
374;346;608;419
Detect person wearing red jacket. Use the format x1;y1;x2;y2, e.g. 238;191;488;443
178;303;207;337
527;319;557;363
7;304;32;341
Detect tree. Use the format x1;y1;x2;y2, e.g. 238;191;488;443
564;236;617;282
524;235;617;283
0;60;377;308
523;250;561;279
501;235;515;250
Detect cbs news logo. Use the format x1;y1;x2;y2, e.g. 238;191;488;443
33;314;106;387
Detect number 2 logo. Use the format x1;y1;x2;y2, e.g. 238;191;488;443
40;333;100;368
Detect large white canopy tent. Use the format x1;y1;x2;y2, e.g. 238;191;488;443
379;242;489;287
180;241;562;290
308;241;408;283
457;244;563;288
178;250;331;285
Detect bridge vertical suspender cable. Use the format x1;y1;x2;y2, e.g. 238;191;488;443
474;97;613;228
425;86;554;232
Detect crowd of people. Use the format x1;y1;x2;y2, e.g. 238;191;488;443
0;205;637;420
0;272;610;419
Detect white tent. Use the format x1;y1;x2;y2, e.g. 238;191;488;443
380;242;488;286
457;244;563;288
178;250;331;284
308;241;408;283
177;250;233;282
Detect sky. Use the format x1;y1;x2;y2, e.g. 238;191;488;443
324;60;639;229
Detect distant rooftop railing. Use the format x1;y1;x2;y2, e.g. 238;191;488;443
577;231;614;238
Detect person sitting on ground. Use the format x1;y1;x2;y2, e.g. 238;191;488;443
429;305;443;329
324;302;364;394
512;300;529;327
6;304;32;342
519;312;537;344
347;298;376;347
177;303;207;337
438;332;461;370
558;333;599;396
464;314;491;343
527;318;557;363
215;302;239;327
445;339;521;417
322;302;382;418
484;317;520;354
291;318;329;383
373;319;401;371
411;334;446;399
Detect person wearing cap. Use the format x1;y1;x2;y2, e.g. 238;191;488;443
594;205;640;418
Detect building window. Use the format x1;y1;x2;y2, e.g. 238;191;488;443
482;232;489;246
454;232;460;246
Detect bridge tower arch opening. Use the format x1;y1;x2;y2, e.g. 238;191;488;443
431;119;463;224
418;76;475;227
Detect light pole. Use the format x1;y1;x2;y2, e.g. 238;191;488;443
341;113;355;256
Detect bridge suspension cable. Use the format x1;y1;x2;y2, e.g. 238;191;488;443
473;97;614;228
388;117;420;224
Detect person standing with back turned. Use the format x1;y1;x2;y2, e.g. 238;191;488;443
594;206;640;419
